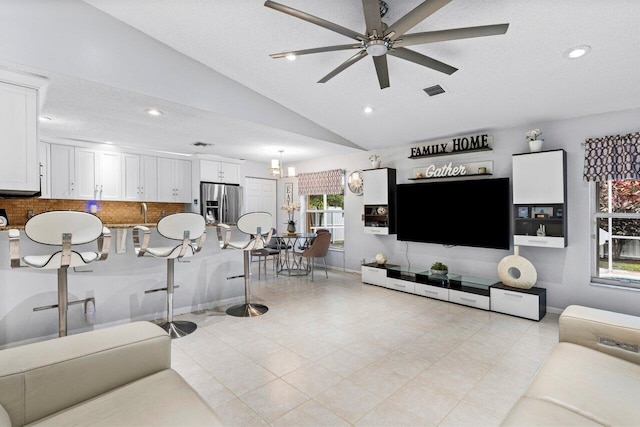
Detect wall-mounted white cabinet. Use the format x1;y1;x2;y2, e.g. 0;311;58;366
74;148;121;200
0;72;46;196
512;149;567;248
157;157;192;202
200;160;240;184
363;168;396;235
122;153;157;201
38;141;50;198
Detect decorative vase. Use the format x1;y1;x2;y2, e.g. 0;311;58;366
371;160;381;168
529;139;544;152
287;221;296;234
497;246;537;289
431;269;448;276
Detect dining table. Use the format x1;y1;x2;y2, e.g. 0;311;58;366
274;232;317;276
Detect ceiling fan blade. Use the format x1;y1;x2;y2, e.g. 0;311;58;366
386;0;452;40
373;55;390;89
265;1;366;41
318;50;368;83
270;44;362;59
362;0;383;36
395;23;509;47
388;47;457;75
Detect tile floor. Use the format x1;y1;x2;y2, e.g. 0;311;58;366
171;265;559;426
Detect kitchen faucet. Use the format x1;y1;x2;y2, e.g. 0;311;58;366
141;202;147;223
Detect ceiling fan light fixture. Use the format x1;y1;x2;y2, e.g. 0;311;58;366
365;39;389;56
285;53;297;61
564;45;591;59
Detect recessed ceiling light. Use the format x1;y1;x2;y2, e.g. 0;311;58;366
363;106;374;114
285;53;296;61
145;108;163;116
104;141;113;145
39;116;52;122
564;45;591;59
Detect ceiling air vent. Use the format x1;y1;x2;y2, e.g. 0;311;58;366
423;85;445;97
192;142;214;147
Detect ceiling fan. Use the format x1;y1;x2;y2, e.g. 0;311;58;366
264;0;509;89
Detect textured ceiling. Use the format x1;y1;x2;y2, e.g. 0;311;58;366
6;1;640;163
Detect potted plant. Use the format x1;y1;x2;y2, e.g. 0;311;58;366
525;129;544;152
369;153;381;168
430;261;448;275
281;202;300;234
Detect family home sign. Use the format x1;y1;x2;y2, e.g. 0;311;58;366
409;134;492;158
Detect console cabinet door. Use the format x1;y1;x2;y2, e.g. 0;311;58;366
363;168;389;205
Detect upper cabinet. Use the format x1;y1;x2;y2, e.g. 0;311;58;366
0;71;47;196
157;157;192;203
50;144;76;199
363;168;397;235
122;153;158;202
512;149;567;248
200;159;240;184
74;148;121;200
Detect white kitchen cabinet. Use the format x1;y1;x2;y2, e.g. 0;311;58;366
512;149;567;248
74;148;121;200
50;144;76;199
0;75;43;195
363;168;396;234
200;159;240;184
122;153;157;201
157;157;192;202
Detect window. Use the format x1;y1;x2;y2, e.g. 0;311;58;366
593;179;640;287
305;193;344;248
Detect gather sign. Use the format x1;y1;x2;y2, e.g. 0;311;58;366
409;134;492;158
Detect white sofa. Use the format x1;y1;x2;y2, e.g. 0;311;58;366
0;321;222;426
501;304;640;426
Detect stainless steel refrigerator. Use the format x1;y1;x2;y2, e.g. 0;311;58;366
200;182;243;224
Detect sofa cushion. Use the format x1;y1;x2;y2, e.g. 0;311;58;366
28;369;222;426
0;322;170;426
501;397;600;426
522;342;640;426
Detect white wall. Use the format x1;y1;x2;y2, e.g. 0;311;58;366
292;107;640;316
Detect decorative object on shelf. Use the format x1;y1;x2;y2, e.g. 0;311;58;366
430;261;448;275
281;202;300;234
376;206;387;215
525;129;544;152
347;170;364;195
375;253;387;265
369;153;381;168
536;224;546;236
497;246;537;289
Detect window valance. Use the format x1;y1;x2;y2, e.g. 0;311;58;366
297;169;344;195
583;132;640;182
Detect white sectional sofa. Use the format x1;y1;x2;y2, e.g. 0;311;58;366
0;321;222;426
501;304;640;426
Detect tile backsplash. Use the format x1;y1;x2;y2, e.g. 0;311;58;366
0;198;187;226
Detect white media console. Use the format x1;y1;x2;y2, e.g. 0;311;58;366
361;263;546;321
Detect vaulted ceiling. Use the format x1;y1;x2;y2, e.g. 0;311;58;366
2;0;640;163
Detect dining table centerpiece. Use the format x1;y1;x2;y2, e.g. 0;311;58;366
281;202;300;234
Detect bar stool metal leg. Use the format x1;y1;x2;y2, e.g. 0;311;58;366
226;251;268;317
157;259;197;338
58;268;68;337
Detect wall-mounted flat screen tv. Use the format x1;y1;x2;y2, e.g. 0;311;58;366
397;177;511;250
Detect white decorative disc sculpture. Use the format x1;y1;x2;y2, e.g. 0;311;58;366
375;253;387;265
497;246;537;289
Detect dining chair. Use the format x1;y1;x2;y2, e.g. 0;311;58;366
298;231;331;281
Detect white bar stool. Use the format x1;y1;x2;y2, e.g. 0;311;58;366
218;212;273;317
132;213;206;339
9;211;111;337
